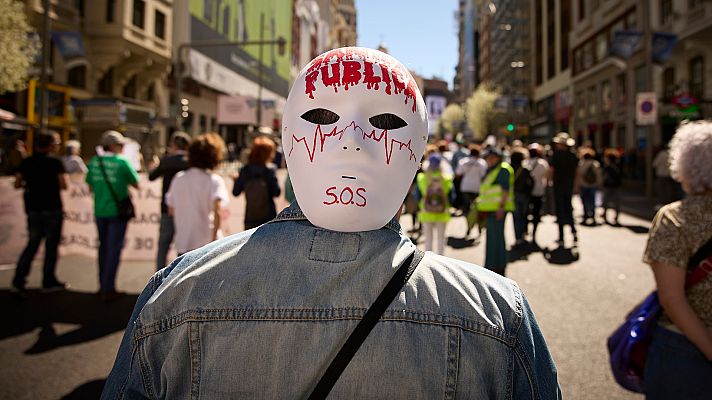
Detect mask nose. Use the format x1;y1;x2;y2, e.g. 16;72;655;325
340;126;363;154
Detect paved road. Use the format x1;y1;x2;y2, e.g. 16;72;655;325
0;197;652;399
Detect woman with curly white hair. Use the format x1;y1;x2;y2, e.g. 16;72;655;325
642;120;712;399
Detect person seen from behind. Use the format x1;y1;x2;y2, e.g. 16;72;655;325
148;131;190;270
477;147;514;275
232;135;281;230
85;130;139;302
102;47;560;399
61;140;87;174
549;132;579;247
417;153;453;254
165;133;229;256
11;131;68;295
525;143;549;243
642;120;712;399
577;148;602;226
601;149;623;225
511;147;532;246
456;144;487;238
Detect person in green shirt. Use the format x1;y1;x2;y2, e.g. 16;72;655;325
417;153;453;255
85;130;139;302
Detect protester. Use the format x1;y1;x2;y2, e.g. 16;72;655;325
526;143;549;243
510;147;532;246
85;130;139;302
417;153;453;254
601;149;622;225
232;135;281;230
11;131;68;295
549;132;579;246
147;132;191;270
165;133;229;256
61;140;87;174
455;144;486;238
477;147;514;275
102;47;560;399
642;120;712;398
577;148;602;226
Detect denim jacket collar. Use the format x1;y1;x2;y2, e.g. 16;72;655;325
274;202;402;234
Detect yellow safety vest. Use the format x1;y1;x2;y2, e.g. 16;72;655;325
476;162;515;212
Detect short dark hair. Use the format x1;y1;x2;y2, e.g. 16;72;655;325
36;131;60;150
171;131;191;150
188;133;225;169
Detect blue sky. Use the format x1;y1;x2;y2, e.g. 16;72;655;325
355;0;459;88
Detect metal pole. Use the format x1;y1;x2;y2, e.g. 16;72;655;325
256;13;264;130
38;0;51;143
643;0;655;200
175;44;186;131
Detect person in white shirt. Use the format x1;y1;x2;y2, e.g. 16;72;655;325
525;143;549;243
61;140;88;174
456;144;487;238
166;133;230;256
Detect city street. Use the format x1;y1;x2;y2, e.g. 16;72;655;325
1;193;653;399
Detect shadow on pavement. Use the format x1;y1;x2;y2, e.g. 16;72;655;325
541;245;580;265
447;236;480;249
508;241;542;262
0;289;137;354
61;379;106;399
618;223;650;235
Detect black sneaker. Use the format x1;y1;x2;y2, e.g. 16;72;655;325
10;284;28;298
41;281;68;293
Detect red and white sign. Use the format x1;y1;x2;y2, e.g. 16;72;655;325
636;92;657;126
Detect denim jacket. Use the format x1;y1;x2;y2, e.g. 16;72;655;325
102;203;561;399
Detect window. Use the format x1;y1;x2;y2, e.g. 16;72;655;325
602;80;611;111
588;86;598;115
689;56;704;99
578;0;586;21
211;117;217;131
98;68;114;95
133;0;146;29
67;65;86;88
616;73;627;105
106;0;115;22
577;91;586;118
689;0;703;9
123;75;137;98
146;83;155;101
74;0;84;18
574;48;582;73
660;0;673;25
582;41;594;69
204;0;214;22
155;10;166;39
535;0;543;84
561;0;571;70
662;67;675;100
595;32;608;62
199;115;207;132
625;10;637;30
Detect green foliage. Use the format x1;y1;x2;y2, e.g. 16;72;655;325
465;84;500;140
437;103;465;137
0;0;39;94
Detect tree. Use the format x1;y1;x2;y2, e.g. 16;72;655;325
0;0;39;94
465;84;500;140
437;103;465;137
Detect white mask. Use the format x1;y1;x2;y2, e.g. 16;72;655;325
282;47;428;232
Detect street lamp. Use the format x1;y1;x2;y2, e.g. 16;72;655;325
174;36;287;131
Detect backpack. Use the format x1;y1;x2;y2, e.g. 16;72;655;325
424;175;448;213
515;167;534;195
244;173;271;222
583;164;598;185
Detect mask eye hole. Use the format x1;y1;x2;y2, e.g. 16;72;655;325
300;108;340;125
369;113;408;130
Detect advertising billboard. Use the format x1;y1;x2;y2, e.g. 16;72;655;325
190;0;292;97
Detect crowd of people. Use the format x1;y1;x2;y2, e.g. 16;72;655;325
10;129;282;302
403;131;631;276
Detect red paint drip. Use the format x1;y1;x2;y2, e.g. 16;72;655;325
289;121;418;165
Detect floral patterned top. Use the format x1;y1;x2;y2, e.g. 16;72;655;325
643;193;712;329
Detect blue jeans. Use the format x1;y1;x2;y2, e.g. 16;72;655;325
13;210;64;288
96;217;128;293
644;325;712;399
156;213;175;270
514;195;530;241
580;187;597;219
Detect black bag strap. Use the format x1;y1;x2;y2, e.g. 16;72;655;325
688;235;712;270
97;156;121;206
308;248;425;400
685;235;712;289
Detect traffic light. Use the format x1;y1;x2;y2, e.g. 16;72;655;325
506;123;515;133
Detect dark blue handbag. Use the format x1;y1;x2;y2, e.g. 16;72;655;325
607;292;661;393
608;236;712;393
